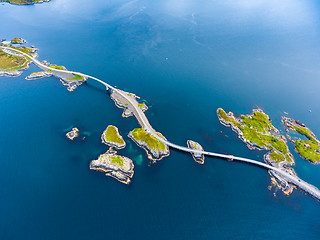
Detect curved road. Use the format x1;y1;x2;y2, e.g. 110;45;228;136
3;46;320;200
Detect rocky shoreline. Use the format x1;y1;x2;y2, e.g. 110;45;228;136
25;71;52;80
11;37;26;44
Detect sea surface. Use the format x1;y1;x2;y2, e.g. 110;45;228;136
1;0;320;239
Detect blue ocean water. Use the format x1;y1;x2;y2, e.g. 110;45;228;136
1;0;320;239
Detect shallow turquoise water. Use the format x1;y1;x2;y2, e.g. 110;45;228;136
1;0;320;239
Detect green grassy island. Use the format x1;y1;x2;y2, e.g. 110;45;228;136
282;116;320;163
128;128;170;162
217;108;294;165
101;125;126;149
1;0;50;5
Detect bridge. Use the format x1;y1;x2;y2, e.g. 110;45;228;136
3;45;320;201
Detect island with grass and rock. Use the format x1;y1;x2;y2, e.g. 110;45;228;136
90;149;134;184
282;116;320;164
0;0;50;5
128;128;170;162
101;125;126;149
187;140;205;164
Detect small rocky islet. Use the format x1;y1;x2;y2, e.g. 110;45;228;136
66;127;79;140
217;108;294;166
0;0;50;5
187;140;205;164
128;128;170;163
101;125;126;149
0;38;86;91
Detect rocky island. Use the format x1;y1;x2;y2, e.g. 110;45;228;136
0;0;50;5
46;64;86;91
282;116;320;164
101;125;126;149
0;41;36;77
26;70;52;80
217;108;294;166
90;149;134;184
66;127;79;140
128;128;170;162
187;140;205;164
11;37;27;44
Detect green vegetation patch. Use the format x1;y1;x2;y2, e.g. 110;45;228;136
295;140;320;162
0;49;29;71
104;126;125;145
131;128;166;151
67;74;83;81
269;150;285;163
110;155;124;168
291;125;317;144
284;119;320;163
10;46;34;57
138;103;145;109
49;65;65;70
217;108;292;163
11;37;23;43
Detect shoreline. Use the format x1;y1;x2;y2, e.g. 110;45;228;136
217;108;294;167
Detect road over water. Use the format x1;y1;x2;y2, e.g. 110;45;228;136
3;45;320;201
